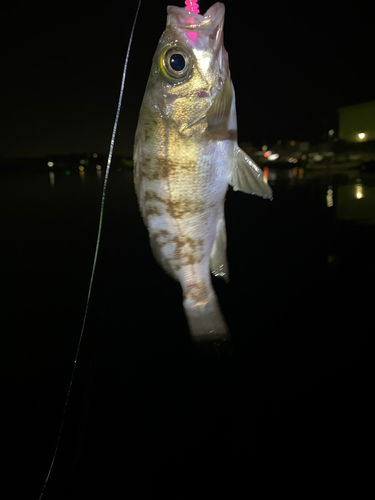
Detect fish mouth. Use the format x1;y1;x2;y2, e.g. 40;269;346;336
167;2;225;35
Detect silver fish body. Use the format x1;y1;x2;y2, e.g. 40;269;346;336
134;3;272;340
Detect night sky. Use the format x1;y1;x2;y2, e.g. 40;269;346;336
2;0;375;159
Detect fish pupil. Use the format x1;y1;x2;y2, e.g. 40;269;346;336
169;53;185;72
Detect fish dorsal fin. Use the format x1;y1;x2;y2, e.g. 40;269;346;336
229;146;273;199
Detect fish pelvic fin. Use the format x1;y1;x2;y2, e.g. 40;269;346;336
229;146;273;200
182;282;229;341
210;215;229;282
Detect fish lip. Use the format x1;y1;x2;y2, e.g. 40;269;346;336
167;2;225;32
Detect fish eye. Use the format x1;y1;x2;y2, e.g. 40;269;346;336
158;45;192;82
170;53;185;72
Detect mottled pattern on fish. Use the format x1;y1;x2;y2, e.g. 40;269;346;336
134;3;272;340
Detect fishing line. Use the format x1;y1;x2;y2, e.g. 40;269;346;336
38;1;142;498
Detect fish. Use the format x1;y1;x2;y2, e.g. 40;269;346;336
133;2;272;342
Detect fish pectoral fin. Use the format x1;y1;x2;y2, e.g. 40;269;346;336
229;146;273;199
210;216;229;283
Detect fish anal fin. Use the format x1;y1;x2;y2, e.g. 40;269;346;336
210;216;229;283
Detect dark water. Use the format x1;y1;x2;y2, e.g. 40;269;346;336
2;165;373;497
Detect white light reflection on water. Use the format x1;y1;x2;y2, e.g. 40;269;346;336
269;170;277;181
96;165;102;181
337;179;375;224
326;186;334;207
49;171;55;187
355;179;363;199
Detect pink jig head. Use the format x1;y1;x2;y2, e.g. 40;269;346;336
185;0;199;42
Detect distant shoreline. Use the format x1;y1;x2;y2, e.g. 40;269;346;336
0;154;133;173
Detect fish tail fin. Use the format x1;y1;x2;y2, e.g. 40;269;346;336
183;284;229;342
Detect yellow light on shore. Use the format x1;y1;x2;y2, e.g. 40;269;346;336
358;132;365;140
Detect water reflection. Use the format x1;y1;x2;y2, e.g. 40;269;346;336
263;166;269;183
79;167;85;184
46;165;107;189
355;179;363;199
96;165;102;181
269;170;277;182
326;186;334;207
40;162;374;225
262;164;374;225
49;171;55;188
335;177;374;224
287;166;305;185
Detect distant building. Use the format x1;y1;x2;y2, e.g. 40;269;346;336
338;101;375;143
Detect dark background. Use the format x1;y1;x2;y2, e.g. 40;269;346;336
2;0;375;158
2;167;373;498
1;1;374;498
